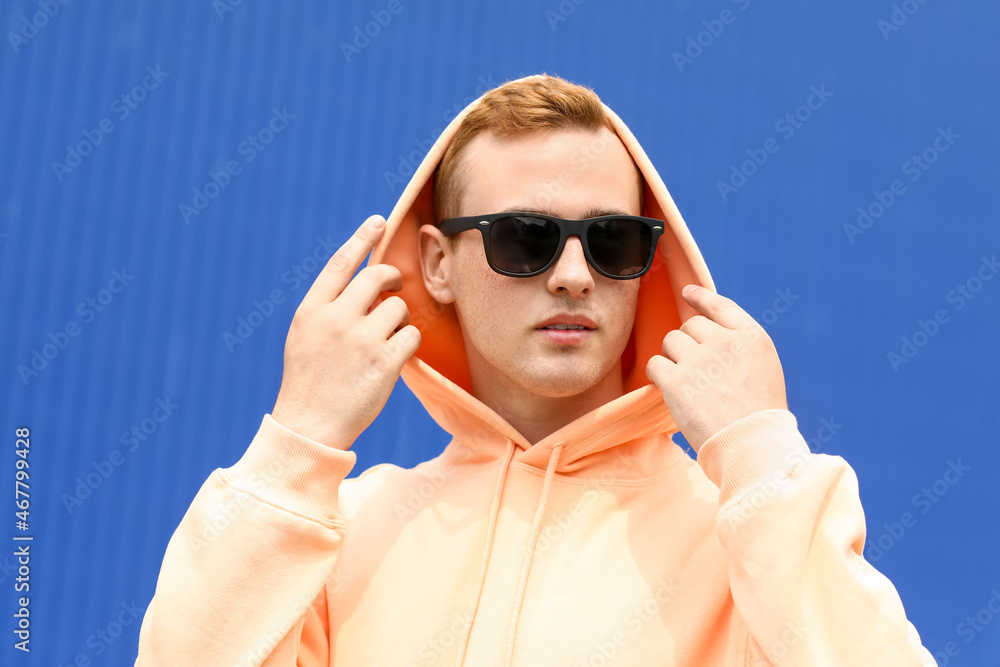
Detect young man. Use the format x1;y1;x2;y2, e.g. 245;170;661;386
136;75;934;665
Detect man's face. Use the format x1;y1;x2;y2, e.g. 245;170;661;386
426;127;643;400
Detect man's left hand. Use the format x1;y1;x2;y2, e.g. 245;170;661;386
645;284;789;454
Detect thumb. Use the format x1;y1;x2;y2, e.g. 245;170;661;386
645;355;674;395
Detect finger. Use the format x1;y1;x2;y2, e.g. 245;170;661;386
383;325;422;372
677;315;718;344
645;354;675;384
300;215;386;309
365;294;411;337
681;284;753;331
337;263;403;317
660;329;699;363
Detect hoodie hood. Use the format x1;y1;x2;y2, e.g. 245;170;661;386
368;74;715;467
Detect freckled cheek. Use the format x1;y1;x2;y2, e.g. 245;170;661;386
455;264;526;342
604;283;640;340
479;274;528;330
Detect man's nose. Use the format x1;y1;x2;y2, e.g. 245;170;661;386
546;235;595;297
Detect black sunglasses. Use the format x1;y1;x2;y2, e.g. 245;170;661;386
438;212;665;280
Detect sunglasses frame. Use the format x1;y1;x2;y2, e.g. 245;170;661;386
438;212;666;280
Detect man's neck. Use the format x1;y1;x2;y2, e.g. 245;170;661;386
469;361;626;446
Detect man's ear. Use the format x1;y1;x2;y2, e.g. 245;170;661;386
417;224;457;304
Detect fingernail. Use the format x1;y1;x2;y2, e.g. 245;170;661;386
683;284;698;295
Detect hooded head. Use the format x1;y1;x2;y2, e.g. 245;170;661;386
370;74;715;453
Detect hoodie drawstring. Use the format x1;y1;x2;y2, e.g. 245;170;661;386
454;439;516;666
502;442;564;667
453;440;565;666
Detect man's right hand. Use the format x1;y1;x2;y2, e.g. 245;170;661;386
271;214;421;450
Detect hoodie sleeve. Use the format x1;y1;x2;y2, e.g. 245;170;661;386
695;409;936;667
134;414;356;667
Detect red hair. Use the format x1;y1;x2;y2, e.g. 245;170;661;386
432;74;640;223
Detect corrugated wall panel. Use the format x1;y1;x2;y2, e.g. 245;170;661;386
1;1;998;664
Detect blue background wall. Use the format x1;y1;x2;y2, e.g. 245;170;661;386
1;1;998;665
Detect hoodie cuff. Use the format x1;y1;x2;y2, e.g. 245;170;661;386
220;414;357;523
696;409;811;510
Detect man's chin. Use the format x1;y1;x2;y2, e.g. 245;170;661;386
517;365;608;399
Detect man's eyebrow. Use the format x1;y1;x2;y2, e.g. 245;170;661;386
499;206;634;218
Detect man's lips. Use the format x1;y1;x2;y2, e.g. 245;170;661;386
535;314;596;345
535;314;597;330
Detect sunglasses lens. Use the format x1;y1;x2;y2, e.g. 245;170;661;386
587;219;652;277
488;216;561;274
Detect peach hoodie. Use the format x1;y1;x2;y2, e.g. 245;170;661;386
135;75;935;666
